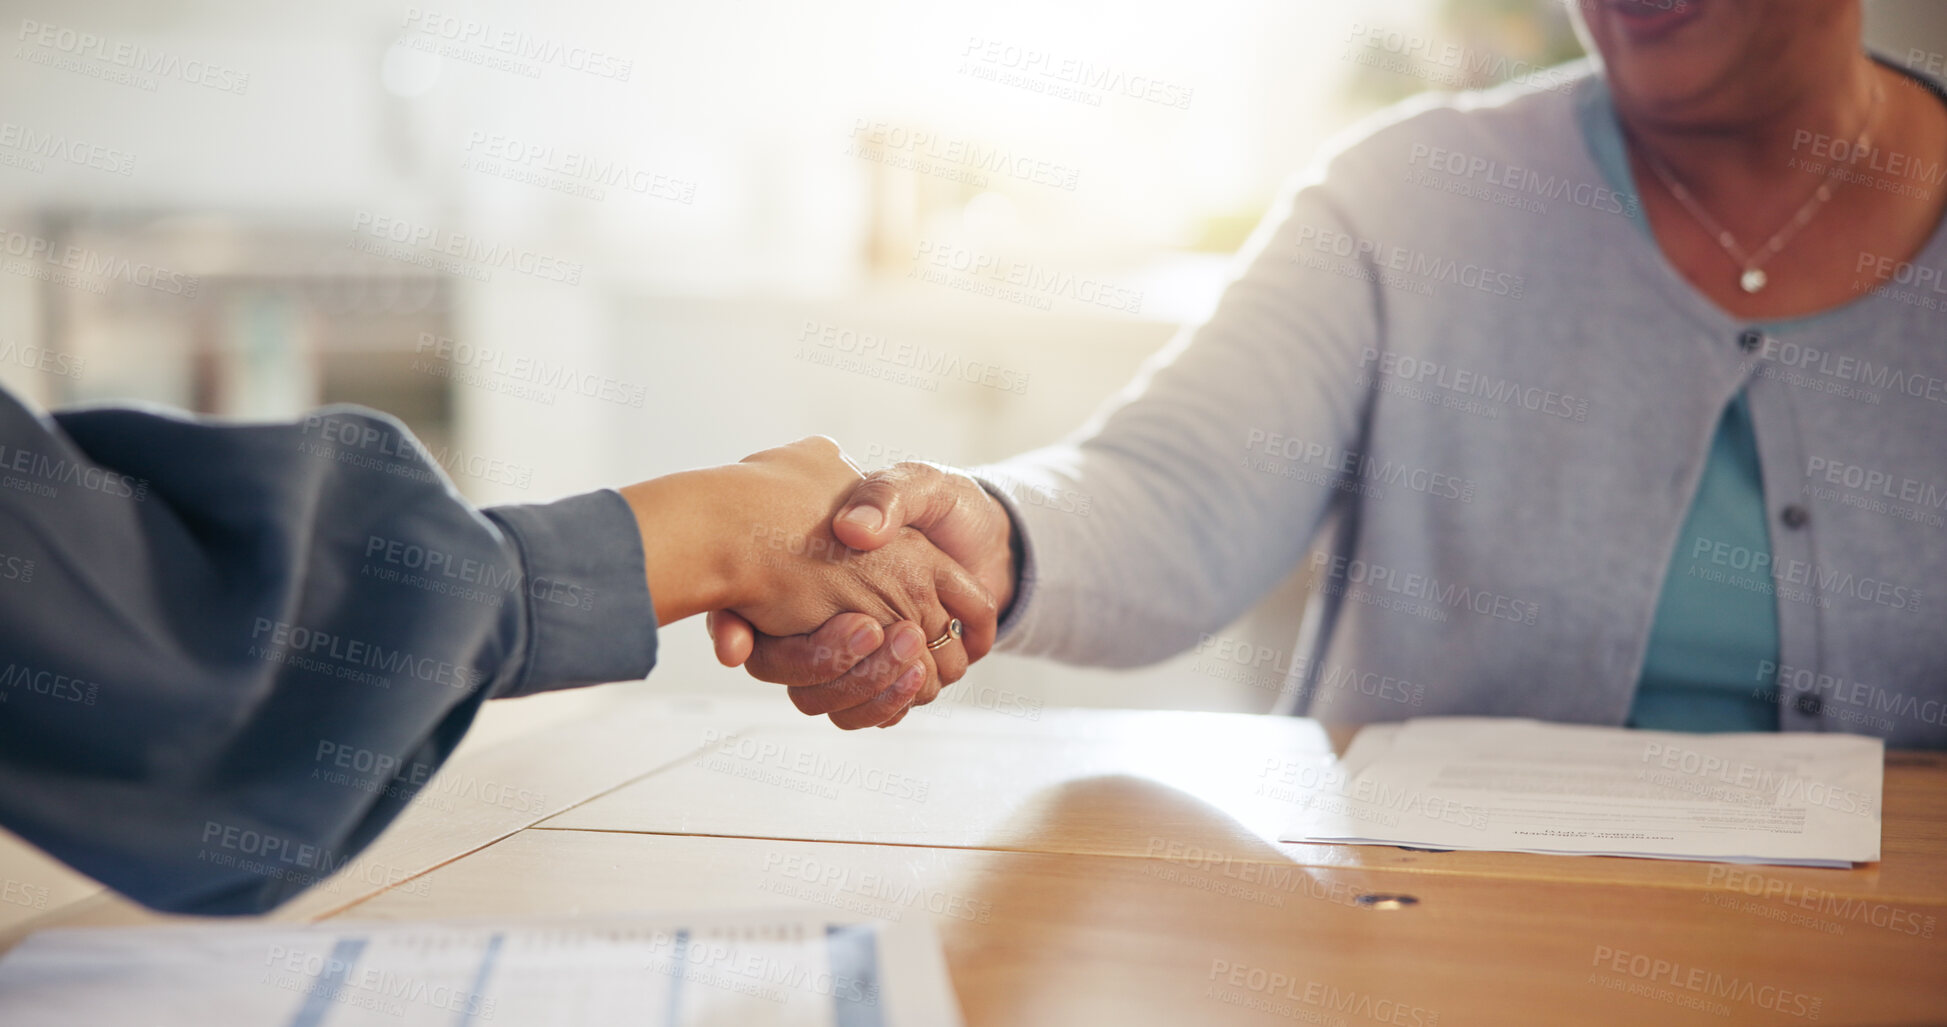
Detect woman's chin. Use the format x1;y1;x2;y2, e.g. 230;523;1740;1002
1600;31;1755;128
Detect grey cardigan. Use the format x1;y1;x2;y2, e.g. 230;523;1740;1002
977;62;1947;746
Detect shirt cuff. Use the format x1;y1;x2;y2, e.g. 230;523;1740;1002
972;473;1042;648
483;489;658;698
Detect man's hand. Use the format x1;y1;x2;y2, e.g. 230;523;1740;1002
708;460;1018;727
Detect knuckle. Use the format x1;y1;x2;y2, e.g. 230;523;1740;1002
856;477;899;503
897;461;945;488
911;575;938;605
954;583;998;619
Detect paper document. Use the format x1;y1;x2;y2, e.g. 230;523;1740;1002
1280;718;1882;866
0;910;962;1027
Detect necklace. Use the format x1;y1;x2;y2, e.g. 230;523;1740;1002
1635;78;1885;295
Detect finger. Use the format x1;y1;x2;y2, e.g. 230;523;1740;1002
918;604;969;690
894;656;942;717
933;557;998;665
874;636;942;727
833;463;953;551
828;661;928;730
877;705;913;729
742;614;884;686
706;610;757;667
788;621;927;717
901;556;981;693
883;606;955;722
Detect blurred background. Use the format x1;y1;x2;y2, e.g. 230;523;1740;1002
1;0;1939;716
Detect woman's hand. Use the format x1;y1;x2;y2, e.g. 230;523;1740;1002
705;459;1020;727
620;438;998;728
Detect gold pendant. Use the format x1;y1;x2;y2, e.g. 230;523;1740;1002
1739;268;1768;294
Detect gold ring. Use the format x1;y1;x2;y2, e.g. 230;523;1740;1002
926;619;964;650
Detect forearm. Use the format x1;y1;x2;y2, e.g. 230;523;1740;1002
967;182;1380;666
0;396;653;914
972;447;1233;667
972;442;1310;667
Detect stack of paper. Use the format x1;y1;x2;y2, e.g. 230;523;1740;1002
1280;718;1883;867
0;910;962;1026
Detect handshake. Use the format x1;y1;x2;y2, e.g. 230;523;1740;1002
618;437;1017;729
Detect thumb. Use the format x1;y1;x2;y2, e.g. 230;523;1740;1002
706;609;757;667
833;463;955;552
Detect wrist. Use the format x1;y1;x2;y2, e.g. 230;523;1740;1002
972;479;1024;617
620;467;748;625
1000;505;1022;616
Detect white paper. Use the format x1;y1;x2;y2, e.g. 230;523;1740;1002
0;910;962;1027
1281;718;1883;866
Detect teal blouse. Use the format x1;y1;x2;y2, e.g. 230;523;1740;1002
1628;392;1780;731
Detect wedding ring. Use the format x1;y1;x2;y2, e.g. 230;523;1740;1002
926;619;963;651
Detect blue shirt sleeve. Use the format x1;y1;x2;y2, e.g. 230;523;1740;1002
0;389;657;915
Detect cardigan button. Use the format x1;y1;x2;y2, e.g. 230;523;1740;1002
1781;505;1810;529
1738;328;1764;352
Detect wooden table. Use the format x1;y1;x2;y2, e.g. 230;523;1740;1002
3;691;1944;1025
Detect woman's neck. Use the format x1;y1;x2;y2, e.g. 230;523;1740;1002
1619;55;1947;320
1619;55;1883;234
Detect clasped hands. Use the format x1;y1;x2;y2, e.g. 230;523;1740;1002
622;437;1013;729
